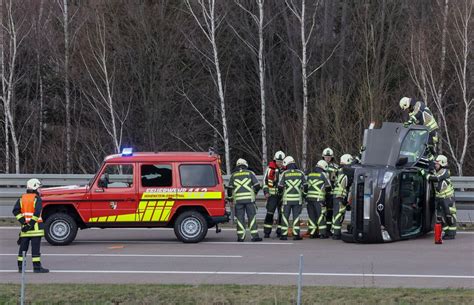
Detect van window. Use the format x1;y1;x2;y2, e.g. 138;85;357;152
180;164;217;187
141;164;173;187
100;164;133;188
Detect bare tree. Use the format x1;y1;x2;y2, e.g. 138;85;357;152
81;14;131;154
0;0;29;173
184;0;230;174
60;0;72;172
0;0;8;173
232;0;268;172
409;0;472;175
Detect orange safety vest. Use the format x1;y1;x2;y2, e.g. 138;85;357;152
20;194;42;223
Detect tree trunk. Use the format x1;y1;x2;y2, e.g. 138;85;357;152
301;0;308;171
63;0;72;172
258;0;267;172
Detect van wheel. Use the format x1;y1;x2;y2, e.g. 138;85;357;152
174;211;208;243
44;213;78;246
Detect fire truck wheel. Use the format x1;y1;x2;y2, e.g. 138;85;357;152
174;211;208;243
44;213;78;246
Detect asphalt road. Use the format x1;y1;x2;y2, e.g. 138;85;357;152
0;227;473;289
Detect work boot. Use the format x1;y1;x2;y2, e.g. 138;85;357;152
280;236;287;241
309;234;318;239
293;235;302;241
33;267;49;273
251;237;262;242
332;235;341;240
264;233;270;238
276;229;282;238
443;235;455;240
237;238;245;242
319;234;329;239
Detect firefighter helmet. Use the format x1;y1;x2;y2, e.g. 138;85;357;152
283;156;295;167
340;154;354;165
274;151;285;161
322;147;334;157
26;178;42;191
316;160;329;171
435;155;448;167
236;158;248;168
399;97;411;110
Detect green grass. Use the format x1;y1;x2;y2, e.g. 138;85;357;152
0;284;472;305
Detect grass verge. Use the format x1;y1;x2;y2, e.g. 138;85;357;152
0;283;473;305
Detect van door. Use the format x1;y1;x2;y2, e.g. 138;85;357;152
399;171;424;237
88;163;138;223
138;163;176;222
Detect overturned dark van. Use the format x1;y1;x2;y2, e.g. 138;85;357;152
342;122;435;243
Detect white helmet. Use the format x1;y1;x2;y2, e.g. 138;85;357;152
282;156;295;167
322;147;334;157
26;178;42;191
399;97;411;110
274;151;286;161
435;155;448;167
340;154;354;165
316;160;329;171
236;158;248;167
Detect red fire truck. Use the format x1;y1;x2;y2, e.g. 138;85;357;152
39;150;229;245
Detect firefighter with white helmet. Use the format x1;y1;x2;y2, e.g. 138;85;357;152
12;178;49;273
278;156;307;240
227;158;262;242
399;97;439;157
321;147;339;236
262;150;286;238
306;160;332;238
332;154;355;239
424;155;456;239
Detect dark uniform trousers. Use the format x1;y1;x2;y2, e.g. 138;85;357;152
436;198;456;238
263;195;283;235
235;202;259;239
282;203;303;237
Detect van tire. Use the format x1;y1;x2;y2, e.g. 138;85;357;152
174;211;208;243
44;213;78;246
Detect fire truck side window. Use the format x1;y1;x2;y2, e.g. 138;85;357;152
141;164;173;187
179;164;217;187
101;164;133;188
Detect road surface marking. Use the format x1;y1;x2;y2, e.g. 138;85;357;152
0;253;242;258
71;240;293;245
0;270;472;279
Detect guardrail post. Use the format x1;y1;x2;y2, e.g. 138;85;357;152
297;254;303;305
20;250;26;305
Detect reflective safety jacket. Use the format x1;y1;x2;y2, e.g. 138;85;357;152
427;168;455;199
278;168;307;205
12;192;45;237
306;167;331;201
333;166;355;199
262;161;282;196
407;100;439;132
326;161;340;187
228;167;261;204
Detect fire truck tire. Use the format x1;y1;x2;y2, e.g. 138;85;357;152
174;211;208;243
44;213;78;246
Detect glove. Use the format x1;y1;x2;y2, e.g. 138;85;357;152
403;122;410;128
18;217;25;225
21;224;31;233
419;169;425;176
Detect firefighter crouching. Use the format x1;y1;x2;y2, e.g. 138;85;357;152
321;148;339;235
278;156;307;240
424;155;457;240
332;154;355;240
263;151;286;238
12;179;49;273
227;158;263;242
306;160;331;239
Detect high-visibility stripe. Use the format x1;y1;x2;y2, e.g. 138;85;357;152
32;257;41;262
142;192;222;200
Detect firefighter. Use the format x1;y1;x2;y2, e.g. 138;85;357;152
12;179;49;273
321;147;339;235
399;97;439;157
332;154;355;240
424;155;456;240
227;158;262;242
278;156;307;240
306;160;331;239
263;151;286;238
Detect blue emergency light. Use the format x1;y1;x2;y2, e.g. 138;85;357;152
121;148;133;156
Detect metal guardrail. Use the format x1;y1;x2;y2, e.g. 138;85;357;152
0;174;473;204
